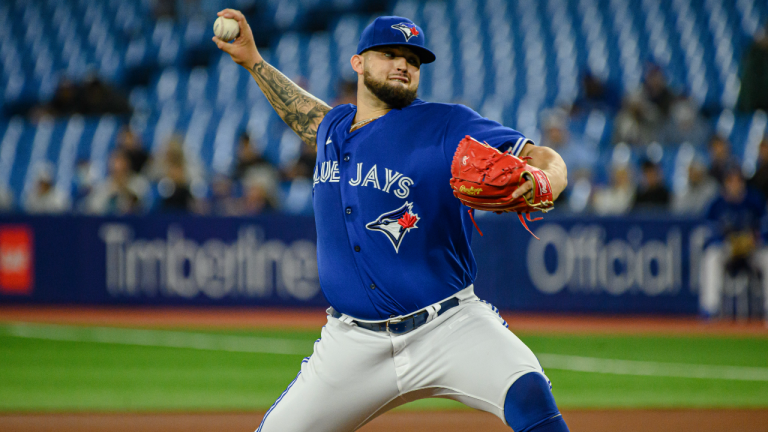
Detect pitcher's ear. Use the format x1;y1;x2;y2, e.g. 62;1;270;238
350;54;364;75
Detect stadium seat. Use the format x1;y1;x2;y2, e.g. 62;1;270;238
1;0;768;208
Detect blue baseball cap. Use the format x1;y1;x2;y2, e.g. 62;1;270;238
356;16;436;64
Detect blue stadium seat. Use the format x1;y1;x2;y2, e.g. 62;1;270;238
1;0;767;211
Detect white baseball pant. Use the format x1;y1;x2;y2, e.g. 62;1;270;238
256;286;548;432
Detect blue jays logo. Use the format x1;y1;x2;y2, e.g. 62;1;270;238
366;202;420;253
391;23;420;42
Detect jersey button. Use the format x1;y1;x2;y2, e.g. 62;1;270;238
345;207;352;215
354;246;361;252
343;155;350;162
370;284;376;290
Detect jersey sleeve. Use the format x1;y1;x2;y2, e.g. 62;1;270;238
443;104;534;161
316;104;356;147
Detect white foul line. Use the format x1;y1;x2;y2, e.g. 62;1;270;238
1;323;767;382
537;353;768;382
0;322;311;356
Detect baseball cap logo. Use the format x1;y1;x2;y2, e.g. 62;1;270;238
391;23;420;42
357;17;436;64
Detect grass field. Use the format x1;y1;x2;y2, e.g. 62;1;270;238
1;322;767;413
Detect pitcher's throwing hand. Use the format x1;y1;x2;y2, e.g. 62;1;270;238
212;9;261;68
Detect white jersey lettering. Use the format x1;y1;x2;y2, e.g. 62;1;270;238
349;163;364;186
383;169;403;193
330;161;340;182
320;161;332;182
394;176;413;199
362;164;381;190
317;161;414;198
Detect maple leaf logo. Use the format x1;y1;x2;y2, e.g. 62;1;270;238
391;23;420;42
398;212;418;229
366;202;420;253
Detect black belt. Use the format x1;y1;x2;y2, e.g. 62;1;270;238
331;297;460;335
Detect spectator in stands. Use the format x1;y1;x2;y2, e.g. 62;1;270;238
28;77;83;119
659;97;711;146
281;143;316;215
80;74;132;116
286;143;317;182
709;165;767;228
24;163;69;214
116;127;150;174
85;150;146;215
708;134;737;184
232;134;281;213
591;164;635;215
209;174;242;216
233;133;274;181
157;140;194;213
540;108;597;186
157;157;194;213
748;136;768;200
34;78;82;119
241;170;279;215
632;159;670;211
672;158;719;215
148;135;204;184
641;63;676;118
612;91;661;146
34;75;132;119
72;159;94;213
700;164;768;318
570;71;621;116
613;64;676;146
737;22;768;113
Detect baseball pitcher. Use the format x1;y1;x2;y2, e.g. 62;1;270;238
214;10;570;432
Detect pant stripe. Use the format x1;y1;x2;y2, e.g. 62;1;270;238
482;300;509;328
256;358;310;432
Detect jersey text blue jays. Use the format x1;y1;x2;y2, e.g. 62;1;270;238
313;99;533;320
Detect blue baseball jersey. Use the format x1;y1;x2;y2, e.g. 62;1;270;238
313;99;533;320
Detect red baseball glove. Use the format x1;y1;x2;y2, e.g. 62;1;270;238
449;135;554;238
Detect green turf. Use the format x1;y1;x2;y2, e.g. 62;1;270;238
523;335;768;408
0;324;766;412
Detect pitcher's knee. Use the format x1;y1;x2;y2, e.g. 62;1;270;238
503;372;569;432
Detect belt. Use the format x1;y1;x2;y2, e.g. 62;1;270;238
331;297;460;335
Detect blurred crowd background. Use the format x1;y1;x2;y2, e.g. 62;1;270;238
0;0;767;219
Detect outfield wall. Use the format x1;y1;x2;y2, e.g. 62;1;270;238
0;215;710;314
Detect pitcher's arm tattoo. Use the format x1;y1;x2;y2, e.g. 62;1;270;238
250;60;332;148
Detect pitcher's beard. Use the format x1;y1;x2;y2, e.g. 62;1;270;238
363;70;418;109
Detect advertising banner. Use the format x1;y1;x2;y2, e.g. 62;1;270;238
0;215;325;307
471;216;711;314
0;215;711;314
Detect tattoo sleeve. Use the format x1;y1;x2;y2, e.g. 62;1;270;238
249;60;332;149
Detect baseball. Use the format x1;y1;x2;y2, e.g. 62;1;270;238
213;17;240;42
